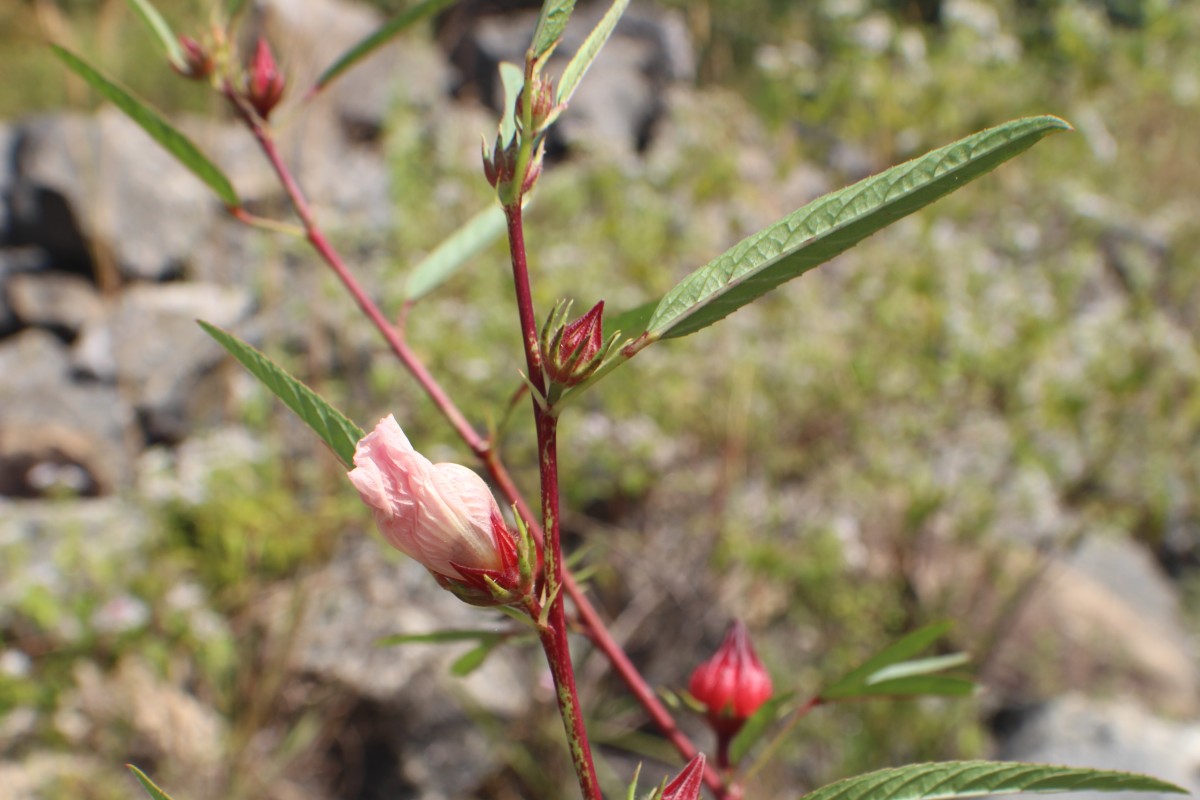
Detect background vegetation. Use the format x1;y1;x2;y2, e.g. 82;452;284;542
2;0;1197;797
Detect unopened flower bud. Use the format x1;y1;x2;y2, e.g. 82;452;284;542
348;415;531;606
518;77;559;133
541;300;609;388
244;38;286;120
482;133;517;189
689;620;773;741
659;754;706;800
175;35;214;81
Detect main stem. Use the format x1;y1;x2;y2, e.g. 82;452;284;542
240;106;726;796
506;201;601;800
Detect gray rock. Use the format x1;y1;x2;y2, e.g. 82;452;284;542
447;2;695;155
9;109;219;281
255;0;453;137
0;497;152;621
6;271;103;337
0;329;137;495
0;246;52;336
280;535;532;797
0;122;17;242
997;694;1200;800
71;282;255;443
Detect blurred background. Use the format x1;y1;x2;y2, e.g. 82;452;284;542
1;0;1198;798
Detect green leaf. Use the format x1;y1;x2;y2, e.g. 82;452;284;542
555;0;630;108
530;0;577;59
451;639;501;676
127;765;178;800
646;116;1071;341
800;761;1187;800
602;300;656;343
125;0;184;67
310;0;457;96
406;204;508;301
728;690;797;765
867;653;970;684
51;45;239;208
376;629;504;647
198;321;364;467
821;622;970;701
499;62;525;145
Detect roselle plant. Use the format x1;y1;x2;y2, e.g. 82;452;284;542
53;1;1192;799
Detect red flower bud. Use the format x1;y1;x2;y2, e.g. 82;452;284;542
244;38;286;120
541;300;608;388
660;754;706;800
175;35;214;81
689;620;773;740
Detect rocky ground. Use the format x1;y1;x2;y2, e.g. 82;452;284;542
2;0;1198;798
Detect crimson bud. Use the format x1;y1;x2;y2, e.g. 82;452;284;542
244;38;286;120
689;620;773;740
540;300;611;388
659;754;706;800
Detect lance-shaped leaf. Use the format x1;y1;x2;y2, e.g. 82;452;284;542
499;61;525;145
530;0;577;59
51;45;239;208
728;690;798;766
309;0;457;97
645;116;1071;341
821;622;972;701
405;203;508;301
125;0;184;67
127;766;179;800
199;321;364;467
801;761;1186;800
376;629;505;647
555;0;631;109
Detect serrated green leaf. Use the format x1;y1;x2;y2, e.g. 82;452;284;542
125;0;184;67
822;622;956;700
646;116;1071;340
127;765;178;800
406;203;508;301
451;639;500;676
310;0;457;96
198;321;364;466
499;61;525;145
801;761;1187;800
729;690;797;765
376;629;504;647
556;0;630;107
51;45;239;207
530;0;577;59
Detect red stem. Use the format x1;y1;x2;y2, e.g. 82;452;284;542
235;97;727;797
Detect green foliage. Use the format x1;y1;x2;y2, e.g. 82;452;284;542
802;762;1187;800
128;765;179;800
642;116;1070;342
199;322;365;467
51;46;238;206
124;0;184;68
311;0;457;95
